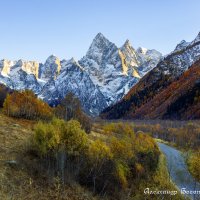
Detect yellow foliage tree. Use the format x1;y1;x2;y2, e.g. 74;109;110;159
3;90;53;120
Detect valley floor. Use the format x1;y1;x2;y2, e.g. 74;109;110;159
0;113;189;200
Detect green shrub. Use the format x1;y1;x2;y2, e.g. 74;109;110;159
61;120;88;156
188;150;200;181
31;121;160;197
114;161;130;189
33;118;88;157
33;120;61;155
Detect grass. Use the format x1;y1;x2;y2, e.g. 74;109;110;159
0;114;190;199
0;112;98;200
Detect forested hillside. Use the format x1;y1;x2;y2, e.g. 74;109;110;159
101;58;200;120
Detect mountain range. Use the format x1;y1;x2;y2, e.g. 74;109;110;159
0;33;162;115
101;32;200;119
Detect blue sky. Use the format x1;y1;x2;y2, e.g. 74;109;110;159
0;0;200;62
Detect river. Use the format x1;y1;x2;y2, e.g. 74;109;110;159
157;142;200;200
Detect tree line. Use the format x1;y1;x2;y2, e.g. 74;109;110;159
0;87;92;133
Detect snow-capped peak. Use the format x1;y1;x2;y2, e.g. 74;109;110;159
68;57;84;70
88;32;111;49
191;32;200;45
174;40;189;52
16;59;23;66
120;39;140;68
137;47;148;55
39;55;61;81
60;58;76;67
121;39;137;54
86;33;117;65
95;32;107;40
46;54;59;64
123;39;132;47
0;59;14;77
79;34;162;108
68;57;77;64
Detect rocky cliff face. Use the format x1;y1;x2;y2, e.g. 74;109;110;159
0;33;162;115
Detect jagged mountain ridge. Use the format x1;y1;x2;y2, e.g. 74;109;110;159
0;33;162;115
38;58;108;114
0;59;42;93
79;33;162;105
101;32;200;119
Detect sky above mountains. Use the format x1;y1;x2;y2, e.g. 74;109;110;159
0;0;200;62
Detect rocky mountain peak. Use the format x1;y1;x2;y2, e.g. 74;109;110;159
123;39;132;47
120;40;140;68
192;32;200;45
0;59;14;77
137;47;148;54
122;39;133;48
86;33;118;65
88;33;112;50
20;60;39;78
39;55;61;81
65;57;84;71
0;59;14;66
15;59;23;66
45;55;60;64
95;32;107;40
121;39;137;54
68;57;78;65
174;40;189;52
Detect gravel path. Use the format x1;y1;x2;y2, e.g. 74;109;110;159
158;142;200;200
